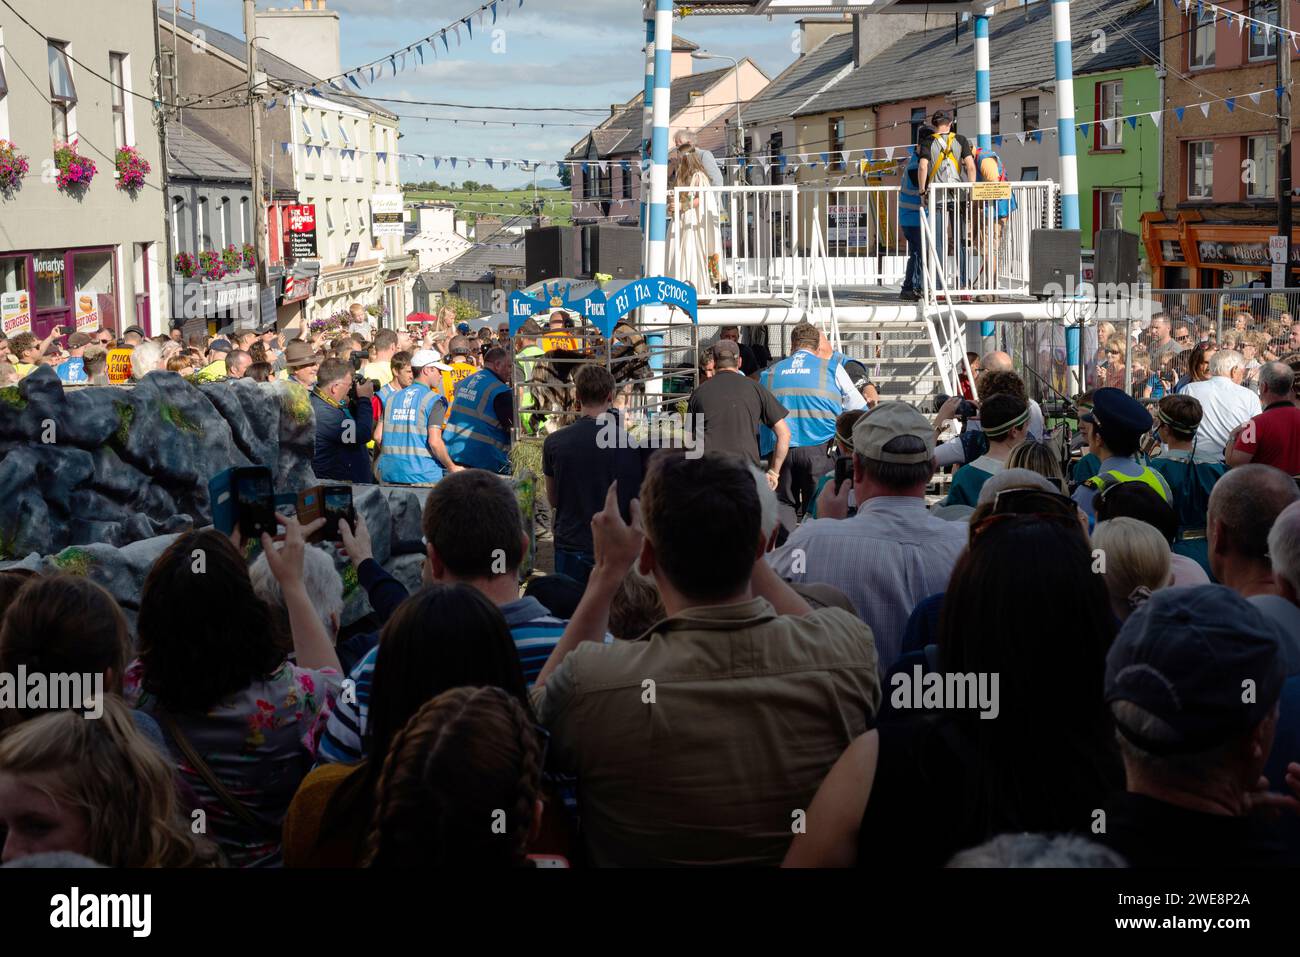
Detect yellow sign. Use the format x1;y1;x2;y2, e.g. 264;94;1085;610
972;182;1012;201
440;362;477;400
106;348;134;385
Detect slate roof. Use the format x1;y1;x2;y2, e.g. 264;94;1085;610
165;115;297;195
743;31;854;126
165;121;250;182
164;12;397;119
796;0;1156;116
568;66;735;160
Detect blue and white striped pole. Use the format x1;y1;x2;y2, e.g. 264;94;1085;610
974;10;992;153
646;0;673;279
975;8;994;339
644;0;673;401
639;15;655;232
1052;0;1083;378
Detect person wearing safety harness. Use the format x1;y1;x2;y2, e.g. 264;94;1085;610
1147;394;1226;576
897;129;931;302
759;321;867;532
970;145;1018;301
916;111;976;293
441;346;514;475
1072;387;1173;523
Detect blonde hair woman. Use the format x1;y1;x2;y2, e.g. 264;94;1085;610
0;696;217;866
1091;517;1172;621
669;146;728;299
1006;439;1067;494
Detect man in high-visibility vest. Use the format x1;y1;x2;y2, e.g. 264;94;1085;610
759;321;867;532
1073;387;1173;523
917;110;976;293
441;346;513;474
514;318;546;435
540;311;581;353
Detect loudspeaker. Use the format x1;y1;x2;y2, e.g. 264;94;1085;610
587;225;642;280
1094;228;1140;288
1029;229;1082;298
525;225;576;285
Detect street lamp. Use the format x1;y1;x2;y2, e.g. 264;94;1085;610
692;50;745;185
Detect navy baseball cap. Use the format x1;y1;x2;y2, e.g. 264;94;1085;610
1105;585;1285;755
208;338;233;353
1081;387;1152;446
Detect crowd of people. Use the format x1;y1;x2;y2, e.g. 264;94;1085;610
4;293;1300;869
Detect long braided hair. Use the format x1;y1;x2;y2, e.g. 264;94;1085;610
364;686;544;868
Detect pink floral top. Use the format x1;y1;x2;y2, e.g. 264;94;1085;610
125;659;341;868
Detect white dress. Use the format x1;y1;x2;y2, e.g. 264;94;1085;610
670;170;727;296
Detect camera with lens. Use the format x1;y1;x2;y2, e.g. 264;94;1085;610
1039;398;1077;419
930;393;979;420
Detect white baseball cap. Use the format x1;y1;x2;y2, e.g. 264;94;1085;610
411;349;441;370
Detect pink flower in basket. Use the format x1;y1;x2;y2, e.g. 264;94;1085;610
0;140;30;194
115;146;151;193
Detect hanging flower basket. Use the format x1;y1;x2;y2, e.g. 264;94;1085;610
114;145;151;193
54;141;96;193
221;244;243;272
0;140;30;196
198;249;227;281
174;252;198;279
242;243;257;270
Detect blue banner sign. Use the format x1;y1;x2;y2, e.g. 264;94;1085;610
507;277;696;337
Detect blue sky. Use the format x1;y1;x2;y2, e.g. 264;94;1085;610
196;0;804;188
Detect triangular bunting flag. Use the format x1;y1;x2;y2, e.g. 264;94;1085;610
1032;130;1042;143
1125;115;1138;129
441;31;450;52
348;74;361;90
1225;97;1236;112
453;24;461;45
450;157;457;168
820;152;829;165
1175;106;1186;122
491;2;498;24
1250;91;1261;105
465;17;473;40
1016;132;1026;145
884;145;895;160
1149;111;1162;127
1078;123;1089;139
417;43;425;64
1199;102;1211;117
992;134;1003;146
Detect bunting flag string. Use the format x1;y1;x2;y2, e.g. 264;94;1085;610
269;80;1294;178
298;0;513;94
1172;0;1297;46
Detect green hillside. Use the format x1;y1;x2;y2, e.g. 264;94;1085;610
403;188;573;226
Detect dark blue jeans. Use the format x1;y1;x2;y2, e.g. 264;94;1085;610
931;200;969;289
554;548;595;585
902;223;922;292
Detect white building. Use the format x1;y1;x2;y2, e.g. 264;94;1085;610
0;0;168;338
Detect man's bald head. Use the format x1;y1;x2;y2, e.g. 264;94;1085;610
1208;465;1300;584
981;351;1014;373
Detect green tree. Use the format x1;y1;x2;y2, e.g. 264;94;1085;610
439;293;481;320
557;164;571;188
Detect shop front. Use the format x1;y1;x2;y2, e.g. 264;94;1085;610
0;247;123;339
278;261;320;332
1141;211;1300;289
172;274;262;332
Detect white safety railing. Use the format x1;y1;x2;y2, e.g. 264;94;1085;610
668;184;799;300
668;180;1060;302
924;181;1059;298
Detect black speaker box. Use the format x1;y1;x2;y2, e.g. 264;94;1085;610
525;225;576;285
1094;228;1141;288
588;225;642;280
1029;229;1082;297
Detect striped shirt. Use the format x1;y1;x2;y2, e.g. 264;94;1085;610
314;596;571;765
